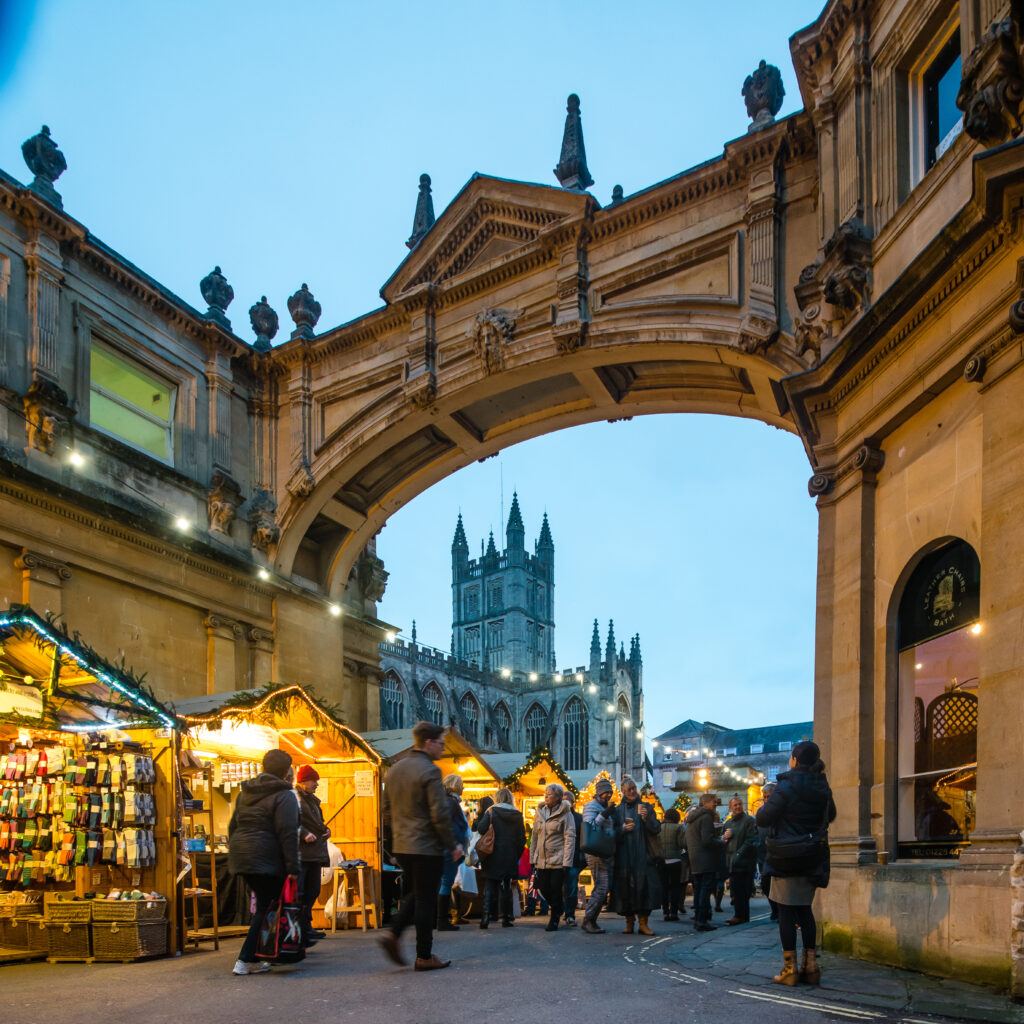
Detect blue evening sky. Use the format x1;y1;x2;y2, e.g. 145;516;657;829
0;0;825;740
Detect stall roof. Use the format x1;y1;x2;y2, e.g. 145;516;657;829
173;684;382;764
493;746;578;796
361;728;500;785
0;604;177;731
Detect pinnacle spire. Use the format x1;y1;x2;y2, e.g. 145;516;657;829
537;512;553;548
506;491;524;536
406;173;435;250
452;512;468;552
485;530;498;559
606;619;616;656
590;618;601;654
553;93;594;191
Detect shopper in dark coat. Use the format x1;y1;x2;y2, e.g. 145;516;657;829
722;796;758;925
756;741;836;988
436;774;471;931
562;791;586;925
227;748;300;975
755;781;778;920
657;808;685;921
295;764;331;946
685;792;723;931
473;787;526;928
610;778;661;935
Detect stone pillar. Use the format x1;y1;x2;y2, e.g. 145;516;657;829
402;287;437;409
14;549;71;617
203;614;242;695
247;626;275;689
25;234;62;382
0;253;10;388
552;231;589;355
206;351;233;474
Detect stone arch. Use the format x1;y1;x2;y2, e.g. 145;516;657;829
524;701;548;751
491;700;512;750
422;681;445;725
618;694;632;775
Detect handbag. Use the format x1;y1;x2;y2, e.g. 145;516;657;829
766;799;830;875
475;821;495;857
255;877;306;963
580;820;615;859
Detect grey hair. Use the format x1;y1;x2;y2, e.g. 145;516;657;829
545;783;565;801
442;774;464;795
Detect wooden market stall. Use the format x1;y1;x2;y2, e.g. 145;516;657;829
174;684;384;937
0;604;180;965
486;747;578;828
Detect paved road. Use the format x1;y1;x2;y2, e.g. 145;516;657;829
2;903;1017;1024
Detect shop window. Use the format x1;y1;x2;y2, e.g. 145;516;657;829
924;31;962;169
777;742;790;752
90;340;175;463
380;672;405;729
460;691;479;743
525;703;547;751
563;697;588;771
422;682;444;725
896;539;980;858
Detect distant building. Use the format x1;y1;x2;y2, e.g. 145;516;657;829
379;495;645;787
652;718;813;808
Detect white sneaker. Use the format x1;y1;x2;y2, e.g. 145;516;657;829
232;960;271;975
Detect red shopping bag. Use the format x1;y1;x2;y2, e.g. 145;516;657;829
255;877;306;963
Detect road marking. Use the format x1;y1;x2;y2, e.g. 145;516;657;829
629;935;707;982
657;968;691;984
733;987;884;1018
728;989;882;1021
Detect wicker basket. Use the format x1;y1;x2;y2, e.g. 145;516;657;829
46;920;92;958
92;920;168;961
46;901;93;924
0;903;38;920
91;899;167;923
0;914;47;950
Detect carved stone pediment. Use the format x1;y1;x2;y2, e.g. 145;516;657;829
471;308;521;374
957;16;1024;145
248;489;280;552
22;375;73;456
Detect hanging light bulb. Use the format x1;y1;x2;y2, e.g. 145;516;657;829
303;732;314;750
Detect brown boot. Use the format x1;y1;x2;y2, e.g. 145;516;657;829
637;916;655;936
622;915;635;934
800;948;821;985
773;950;798;987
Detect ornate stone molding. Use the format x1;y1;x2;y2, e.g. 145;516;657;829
807;472;833;498
736;313;778;354
471;308;520;374
405;375;437;409
22;374;72;456
247;626;275;649
207;470;242;536
248;489;281;552
249;296;279;353
286;463;316;500
963;352;987;383
552;320;586;354
15;549;72;583
203;614;243;639
355;552;389;603
957;15;1024;145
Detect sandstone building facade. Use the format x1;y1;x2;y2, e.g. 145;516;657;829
2;0;1024;993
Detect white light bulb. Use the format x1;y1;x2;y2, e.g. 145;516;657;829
303;735;314;750
529;672;538;682
174;516;190;531
554;673;562;682
68;451;85;468
606;704;615;713
588;684;597;693
257;568;270;581
329;603;341;617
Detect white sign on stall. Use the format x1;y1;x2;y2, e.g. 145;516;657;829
0;682;43;719
353;770;374;797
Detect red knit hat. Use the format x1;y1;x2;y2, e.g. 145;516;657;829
296;764;320;783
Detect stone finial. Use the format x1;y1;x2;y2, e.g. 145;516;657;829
743;60;785;131
200;266;234;326
21;125;67;208
553;93;594;191
249;296;279;353
406;173;436;250
287;283;322;340
610;184;624;206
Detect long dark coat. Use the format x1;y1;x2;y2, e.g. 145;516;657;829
610;798;661;916
473;803;526;880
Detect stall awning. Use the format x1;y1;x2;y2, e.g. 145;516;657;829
361;728;500;790
173;684;382;764
0;604;177;731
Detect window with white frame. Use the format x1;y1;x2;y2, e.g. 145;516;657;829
749;743;764;754
90;340;175;463
923;30;962;169
778;742;790;753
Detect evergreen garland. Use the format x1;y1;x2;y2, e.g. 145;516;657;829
501;744;578;796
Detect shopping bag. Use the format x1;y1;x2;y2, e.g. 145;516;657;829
255;878;306;963
455;861;478;895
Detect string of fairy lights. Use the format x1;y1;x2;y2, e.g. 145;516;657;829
651;738;766;790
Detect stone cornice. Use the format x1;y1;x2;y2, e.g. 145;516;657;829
790;0;871;112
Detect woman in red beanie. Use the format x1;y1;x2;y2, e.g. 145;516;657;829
295;764;331;946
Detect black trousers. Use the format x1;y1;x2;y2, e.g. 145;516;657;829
729;869;753;921
692;871;715;926
658;860;683;916
300;862;324;937
534;867;565;920
238;874;284;962
391;853;444;959
484;875;515;919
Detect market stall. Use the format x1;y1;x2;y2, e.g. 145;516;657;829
174;684;384;936
487;747;578;827
0;604;179;965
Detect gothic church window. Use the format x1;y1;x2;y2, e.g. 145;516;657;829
465;589;479;618
460;691;480;743
493;701;511;747
488;582;503;612
525;703;547;751
380;672;404;729
618;696;630;773
423;682;445;725
563;697;588;771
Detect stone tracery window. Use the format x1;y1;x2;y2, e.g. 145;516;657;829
460;691;480;743
493;701;511;747
525;703;547;751
423;682;444;725
562;697;588;771
380;671;404;729
618;695;631;774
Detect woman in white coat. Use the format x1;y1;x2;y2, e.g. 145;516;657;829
529;783;576;932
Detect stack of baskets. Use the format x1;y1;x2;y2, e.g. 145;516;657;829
43;897;169;962
91;899;168;961
0;893;47;955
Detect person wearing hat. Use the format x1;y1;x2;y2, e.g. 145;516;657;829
756;740;836;987
295;764;331;947
580;777;617;934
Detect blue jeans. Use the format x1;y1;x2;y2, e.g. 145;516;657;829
562;866;581;919
438;852;459;896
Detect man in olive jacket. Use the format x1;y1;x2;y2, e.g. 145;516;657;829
722;796;758;925
685;792;724;932
379;721;463;972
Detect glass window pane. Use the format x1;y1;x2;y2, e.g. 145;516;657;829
91;345;172;423
89;390;169;460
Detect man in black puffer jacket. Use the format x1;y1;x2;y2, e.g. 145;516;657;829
228;748;300;975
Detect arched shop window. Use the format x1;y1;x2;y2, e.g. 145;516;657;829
422;682;445;725
380;671;405;729
896;538;981;859
562;697;588;771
